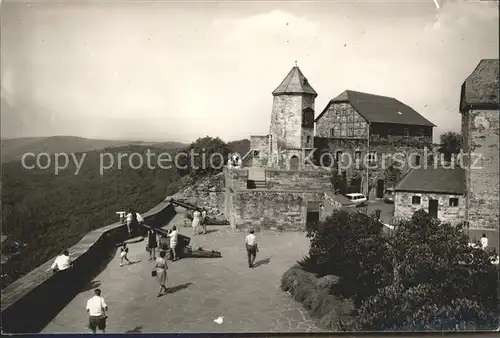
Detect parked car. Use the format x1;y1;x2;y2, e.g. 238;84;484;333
384;188;395;204
345;193;368;205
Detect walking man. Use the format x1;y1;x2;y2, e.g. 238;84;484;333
168;226;179;261
86;288;108;334
245;229;258;268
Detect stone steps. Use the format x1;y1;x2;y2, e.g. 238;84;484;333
253;180;267;189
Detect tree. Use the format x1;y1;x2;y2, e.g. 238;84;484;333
306;210;392;306
439;131;463;162
176;136;230;177
384;165;401;187
353;210;499;330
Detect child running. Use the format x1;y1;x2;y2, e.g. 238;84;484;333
120;243;130;267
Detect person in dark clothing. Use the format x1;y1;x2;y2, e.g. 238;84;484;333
130;210;139;236
147;229;158;260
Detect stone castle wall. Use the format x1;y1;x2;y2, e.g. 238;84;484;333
250;135;269;167
169;172;226;216
265;168;332;191
462;109;499;229
231;190;325;230
394;191;465;226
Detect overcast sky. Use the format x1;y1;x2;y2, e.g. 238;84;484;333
1;0;498;143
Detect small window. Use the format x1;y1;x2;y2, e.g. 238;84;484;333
415;155;421;166
367;152;376;163
254;150;260;158
330;128;335;136
417;129;424;137
449;198;459;207
347;128;354;136
412;196;421;205
336;151;343;162
403;128;409;137
355;151;361;161
306;136;311;144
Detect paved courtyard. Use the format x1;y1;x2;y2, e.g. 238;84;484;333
42;224;321;333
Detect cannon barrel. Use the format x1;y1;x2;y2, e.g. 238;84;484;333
168;198;200;211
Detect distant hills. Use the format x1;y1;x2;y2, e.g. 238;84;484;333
0;136;188;163
0;136;249;288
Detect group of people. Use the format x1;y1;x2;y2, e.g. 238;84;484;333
119;210;144;238
190;208;208;235
47;226;261;334
145;225;180;262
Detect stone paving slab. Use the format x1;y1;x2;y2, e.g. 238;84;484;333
42;226;322;333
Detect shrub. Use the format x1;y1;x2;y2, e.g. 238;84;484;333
317;275;340;290
281;264;353;331
297;255;317;273
280;265;303;292
293;282;315;303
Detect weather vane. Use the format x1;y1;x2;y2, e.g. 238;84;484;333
294;61;298;67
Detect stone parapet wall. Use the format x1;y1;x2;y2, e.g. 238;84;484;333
265;168;332;191
394;191;465;226
231;190;325;230
1;202;177;333
224;167;249;191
